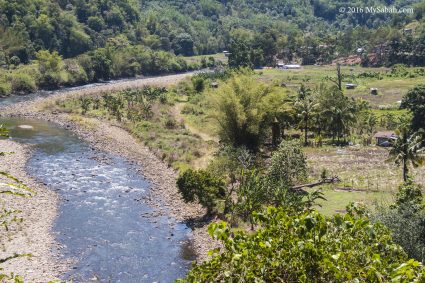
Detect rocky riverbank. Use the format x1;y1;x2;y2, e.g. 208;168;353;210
0;73;220;268
0;140;70;281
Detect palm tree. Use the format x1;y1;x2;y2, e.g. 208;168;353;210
387;123;425;182
295;95;318;146
264;92;295;147
319;87;357;143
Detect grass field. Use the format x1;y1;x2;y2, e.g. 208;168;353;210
257;66;425;108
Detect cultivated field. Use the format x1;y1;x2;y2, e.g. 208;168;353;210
257;66;425;107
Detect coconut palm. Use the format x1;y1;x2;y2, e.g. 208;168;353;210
295;94;318;146
319;87;357;142
387;122;425;182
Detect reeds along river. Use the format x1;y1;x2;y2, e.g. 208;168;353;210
0;117;196;282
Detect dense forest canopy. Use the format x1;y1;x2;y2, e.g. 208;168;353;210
1;0;425;66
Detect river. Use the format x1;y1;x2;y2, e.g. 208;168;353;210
0;76;196;282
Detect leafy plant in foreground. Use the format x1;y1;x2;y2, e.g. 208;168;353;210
179;203;425;282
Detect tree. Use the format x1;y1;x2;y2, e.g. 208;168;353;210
177;169;225;215
263;91;295;147
172;33;194;56
36;50;64;88
393;180;424;212
208;73;275;151
329;63;343;91
401;85;425;131
387;121;425;182
295;87;318;146
267;140;308;188
87;16;105;32
228;29;264;68
91;48;112;81
266;140;308;206
372;181;425;262
319;86;357;142
179;204;425;282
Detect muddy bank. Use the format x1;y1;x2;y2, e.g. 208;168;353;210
0;140;70;281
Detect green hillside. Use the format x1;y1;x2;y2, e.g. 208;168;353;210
1;0;425;96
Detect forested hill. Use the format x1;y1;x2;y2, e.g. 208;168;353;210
0;0;142;63
141;0;425;66
1;0;425;66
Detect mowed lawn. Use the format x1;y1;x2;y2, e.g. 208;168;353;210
305;145;425;215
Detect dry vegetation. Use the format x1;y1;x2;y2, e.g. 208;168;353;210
306;145;425;214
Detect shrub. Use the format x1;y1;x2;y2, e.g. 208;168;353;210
267;140;308;188
0;82;11;96
164;117;178;129
179;204;425;282
64;59;88;85
177;169;225;214
373;205;425;263
192;77;205;93
372;181;425;262
10;73;36;94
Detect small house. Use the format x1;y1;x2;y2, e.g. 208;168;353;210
346;83;357;89
223;51;231;57
370;88;378;95
374;131;397;147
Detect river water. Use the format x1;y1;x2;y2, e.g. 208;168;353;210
0;117;195;282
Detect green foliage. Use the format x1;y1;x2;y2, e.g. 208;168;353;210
373;181;425;262
1;0;425;73
317;85;358;142
10;73;36;94
177;169;225;214
191;77;205;93
295;86;319;145
387;120;425;182
235;169;267;229
172;33;194;56
0;83;11;97
102;93;124;121
401;84;425;131
180;205;425;282
394;180;425;211
80;97;92;115
267;140;307;188
209;73;287;151
36;50;65;88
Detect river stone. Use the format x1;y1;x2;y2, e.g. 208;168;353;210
18;125;34;130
